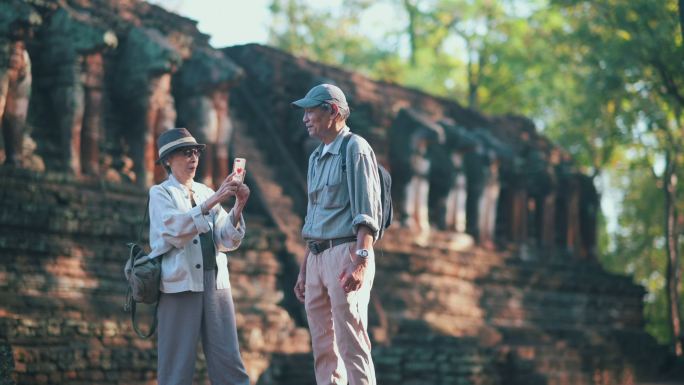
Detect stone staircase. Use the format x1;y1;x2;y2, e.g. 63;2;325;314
230;86;308;265
367;228;670;385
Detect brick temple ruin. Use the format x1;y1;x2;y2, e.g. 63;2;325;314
0;1;677;384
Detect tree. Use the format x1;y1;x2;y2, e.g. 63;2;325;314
550;0;684;355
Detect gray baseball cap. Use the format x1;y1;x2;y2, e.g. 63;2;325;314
291;83;349;110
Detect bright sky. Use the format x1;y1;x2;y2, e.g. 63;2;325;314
149;0;272;47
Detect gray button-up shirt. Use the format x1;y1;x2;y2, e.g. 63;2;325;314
302;126;382;241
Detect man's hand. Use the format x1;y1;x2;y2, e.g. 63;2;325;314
294;272;306;303
338;249;369;293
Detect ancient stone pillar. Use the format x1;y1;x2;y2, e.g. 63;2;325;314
404;132;431;243
464;141;488;241
445;151;467;233
42;8;116;175
114;27;180;187
0;1;40;167
175;47;242;188
555;155;578;253
478;150;501;250
579;174;599;260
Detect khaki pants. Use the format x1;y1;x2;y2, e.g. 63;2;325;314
305;242;376;385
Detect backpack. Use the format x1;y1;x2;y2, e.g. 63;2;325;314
340;134;393;239
123;195;160;339
123;187;173;338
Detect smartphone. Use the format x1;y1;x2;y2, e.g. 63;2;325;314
232;158;246;182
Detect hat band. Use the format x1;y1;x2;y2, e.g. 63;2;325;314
158;137;198;157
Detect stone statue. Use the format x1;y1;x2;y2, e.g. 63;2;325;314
524;143;554;248
390;108;444;244
464;137;487;242
404;129;431;241
175;47;243;188
471;130;510;250
438;120;478;248
114;27;180;186
511;138;533;250
578;174;599;259
0;0;40;167
477;148;501;250
539;147;561;248
41;8;117;175
555;152;579;254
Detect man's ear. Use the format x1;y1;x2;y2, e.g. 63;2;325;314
330;104;340;119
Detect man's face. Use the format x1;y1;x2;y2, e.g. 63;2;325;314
302;104;335;141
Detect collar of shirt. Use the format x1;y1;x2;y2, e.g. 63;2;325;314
168;173;200;198
314;126;351;160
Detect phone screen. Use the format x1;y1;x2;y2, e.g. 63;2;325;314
233;158;246;182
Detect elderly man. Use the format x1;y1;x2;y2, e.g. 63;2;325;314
292;84;382;385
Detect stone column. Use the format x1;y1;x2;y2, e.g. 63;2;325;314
115;27;180;187
0;40;31;166
42;8;116;175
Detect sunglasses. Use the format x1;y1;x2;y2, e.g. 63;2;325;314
180;148;203;158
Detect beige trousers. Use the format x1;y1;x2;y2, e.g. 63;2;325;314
305;242;377;385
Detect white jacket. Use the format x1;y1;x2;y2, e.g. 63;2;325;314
148;174;245;293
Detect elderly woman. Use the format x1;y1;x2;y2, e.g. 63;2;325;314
148;127;250;385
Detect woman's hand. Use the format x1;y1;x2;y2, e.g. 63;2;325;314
236;182;250;206
215;172;240;202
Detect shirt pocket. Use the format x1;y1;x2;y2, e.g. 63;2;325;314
323;181;348;209
309;185;323;205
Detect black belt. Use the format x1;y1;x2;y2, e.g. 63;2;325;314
307;236;357;255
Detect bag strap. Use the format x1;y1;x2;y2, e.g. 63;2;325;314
340;133;353;174
137;196;150;244
130;298;159;338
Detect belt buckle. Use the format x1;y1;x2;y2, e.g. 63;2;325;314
309;241;320;254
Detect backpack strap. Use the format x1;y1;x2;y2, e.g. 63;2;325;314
136;196;150;246
130;299;159;338
340;133;353;174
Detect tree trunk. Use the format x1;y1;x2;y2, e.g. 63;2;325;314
679;0;684;42
664;150;683;356
402;0;418;67
467;52;478;109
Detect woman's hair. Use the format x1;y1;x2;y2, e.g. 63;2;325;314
161;155;172;174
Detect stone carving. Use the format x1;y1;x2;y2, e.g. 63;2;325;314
538;147;561;247
405;129;431;240
437;120;479;248
464;137;488;242
0;0;40;167
41;8;117;175
506;131;531;245
114;27;180;186
524;144;554;247
578;173;599;259
175;47;243;187
555;152;580;254
464;130;510;249
390;108;444;244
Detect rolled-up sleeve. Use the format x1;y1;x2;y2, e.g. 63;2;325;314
148;185;209;256
347;148;381;238
213;206;246;252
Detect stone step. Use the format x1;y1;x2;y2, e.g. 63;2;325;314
231;115;306;261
